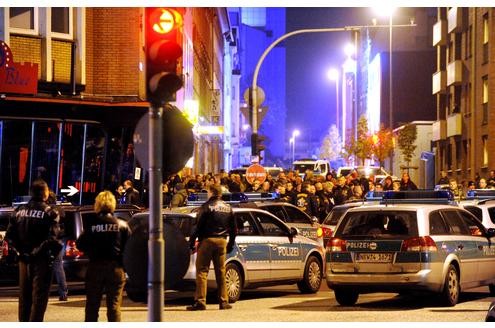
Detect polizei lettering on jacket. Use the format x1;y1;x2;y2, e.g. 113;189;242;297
16;209;46;218
209;203;231;213
91;223;119;233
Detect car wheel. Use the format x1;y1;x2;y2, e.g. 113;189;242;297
489;284;495;296
440;264;459;306
225;263;243;303
297;255;322;294
334;288;359;306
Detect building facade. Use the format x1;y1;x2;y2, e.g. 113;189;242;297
0;7;236;204
432;7;495;184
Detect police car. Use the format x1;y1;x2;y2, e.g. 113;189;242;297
459;189;495;230
124;206;324;303
326;190;495;307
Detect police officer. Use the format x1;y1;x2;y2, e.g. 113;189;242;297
6;179;62;322
76;191;131;321
187;184;237;311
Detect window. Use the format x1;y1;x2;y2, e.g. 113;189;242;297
253;212;286;236
282;206;312;224
234;213;258;236
483;76;489;104
9;7;35;30
441;210;469;235
488;207;495;224
429;211;449;235
463;206;483;222
459;211;485;236
51;7;72;38
483;136;489;167
483;14;489;64
338;211;417;237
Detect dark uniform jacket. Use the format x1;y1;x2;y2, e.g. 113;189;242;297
76;212;131;264
6;199;61;261
121;187;140;206
190;197;236;245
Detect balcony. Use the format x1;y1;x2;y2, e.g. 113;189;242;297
432;120;446;141
433;20;447;46
448;7;466;33
432;70;447;94
447;113;462;137
447;60;463;86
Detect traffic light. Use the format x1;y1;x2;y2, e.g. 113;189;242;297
145;7;184;106
251;133;266;161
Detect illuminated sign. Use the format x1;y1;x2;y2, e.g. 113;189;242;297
0;40;38;95
197;126;224;135
367;53;381;133
183;99;199;125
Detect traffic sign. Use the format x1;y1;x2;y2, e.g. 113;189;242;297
245;163;266;185
243;87;265;107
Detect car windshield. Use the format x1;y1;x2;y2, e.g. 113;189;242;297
337;211;418;237
293;164;315;172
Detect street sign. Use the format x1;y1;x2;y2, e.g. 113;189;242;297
60;185;79;197
243;87;265;107
245;163;266;185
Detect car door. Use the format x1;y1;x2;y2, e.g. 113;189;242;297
440;209;479;285
251;210;302;281
233;211;271;283
458;210;495;283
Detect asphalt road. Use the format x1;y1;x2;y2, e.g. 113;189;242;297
0;283;492;322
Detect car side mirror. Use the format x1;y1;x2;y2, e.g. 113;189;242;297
311;216;319;224
487;228;495;238
289;227;299;237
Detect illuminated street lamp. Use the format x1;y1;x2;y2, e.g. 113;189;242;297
291;130;300;164
373;6;396;129
327;68;340;134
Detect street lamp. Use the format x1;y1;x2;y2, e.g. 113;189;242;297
373;6;396;129
291;130;300;164
327;68;340;134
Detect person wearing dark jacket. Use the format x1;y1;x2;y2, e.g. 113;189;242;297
399;172;418;191
170;183;188;207
120;179;140;206
187;184;237;311
6;179;62;322
76;191;131;322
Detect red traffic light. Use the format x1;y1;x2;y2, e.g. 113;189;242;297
145;7;184;105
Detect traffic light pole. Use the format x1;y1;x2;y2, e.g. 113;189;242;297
148;105;164;321
249;24;415;155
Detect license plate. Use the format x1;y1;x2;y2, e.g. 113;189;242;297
356;253;392;263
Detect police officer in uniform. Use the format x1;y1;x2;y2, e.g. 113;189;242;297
76;191;131;321
187;184;237;311
6;179;62;322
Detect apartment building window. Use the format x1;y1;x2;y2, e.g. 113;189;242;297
483;75;489;125
51;7;72;38
466;25;472;59
9;7;38;35
455;140;462;170
447;40;454;62
483;13;489;64
482;135;489;167
447;143;452;170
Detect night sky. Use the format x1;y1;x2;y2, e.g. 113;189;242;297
285;8;370;145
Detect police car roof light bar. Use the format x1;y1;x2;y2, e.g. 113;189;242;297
466;189;495;199
381;190;454;205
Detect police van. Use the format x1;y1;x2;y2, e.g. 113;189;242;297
326;190;495;307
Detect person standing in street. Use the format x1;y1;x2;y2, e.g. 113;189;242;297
120;179;140;206
76;191;131;322
47;191;68;301
187;184;237;311
6;179;62;321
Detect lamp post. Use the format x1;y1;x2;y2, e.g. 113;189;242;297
327;68;340;133
291;130;300;164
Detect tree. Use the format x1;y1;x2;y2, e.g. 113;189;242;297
319;124;342;161
341;116;373;166
354;115;374;165
371;124;395;167
397;123;417;170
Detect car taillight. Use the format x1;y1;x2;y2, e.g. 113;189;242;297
65;240;84;258
401;236;437;252
316;227;323;238
322;226;333;238
327;237;346;252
